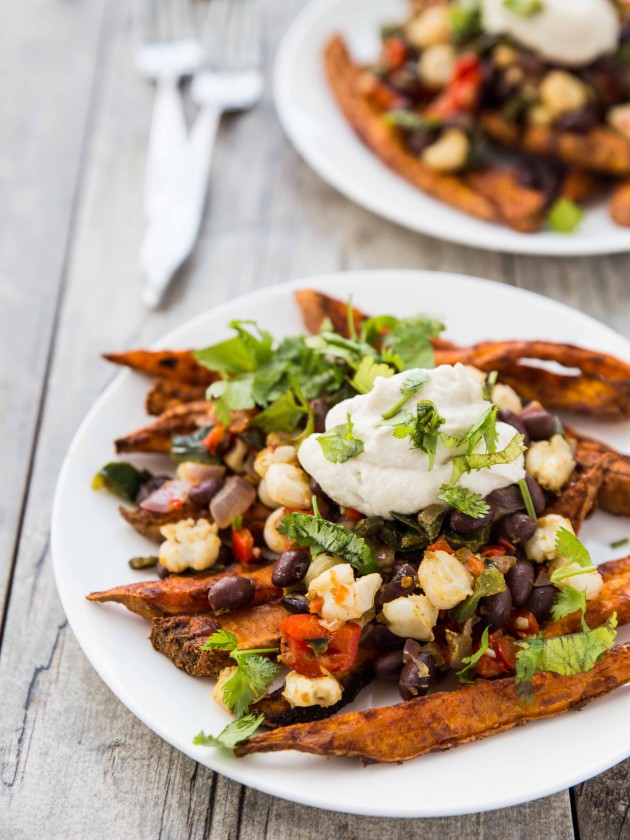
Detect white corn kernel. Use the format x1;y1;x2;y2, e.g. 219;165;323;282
282;670;342;708
608;104;630;140
381;594;439;640
539;71;589;116
406;5;452;48
526;434;576;493
308;563;382;623
525;514;574;563
418;549;474;610
304;553;343;588
422;128;470;173
263;507;293;554
258;478;280;509
254;445;298;479
265;463;311;509
418;43;456;88
491;383;523;414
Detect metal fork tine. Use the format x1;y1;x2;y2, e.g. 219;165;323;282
201;0;232;68
238;0;262;70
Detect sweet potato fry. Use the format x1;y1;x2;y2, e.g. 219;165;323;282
254;648;375;729
119;500;271;544
115;401;215;454
547;455;616;532
324;36;497;223
150;601;288;677
465;168;546;233
560;168;598;203
294;289;367;339
481;112;630;175
86;563;279;619
609;180;630;227
119;503;208;542
145;378;207;415
545;555;630;637
236;642;630;762
567;428;630;517
103;349;216;386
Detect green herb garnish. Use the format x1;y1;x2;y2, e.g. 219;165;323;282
550;584;587;622
518;478;537;520
318;413;364;463
350;356;395;394
381;371;430;420
549;528;597;583
547;198;583;234
278;512;377;575
391;400;446;470
449;433;525;485
610;537;629;550
457;626;490;683
128;556;159;570
194;714;264;750
92;462;152;502
199;629;279;718
503;0;544;16
458;404;499;455
438;485;490;519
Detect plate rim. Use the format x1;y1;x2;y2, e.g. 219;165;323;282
51;269;630;818
273;0;630;257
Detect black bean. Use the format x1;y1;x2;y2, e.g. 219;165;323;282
555;108;597;133
379;564;417;604
505;559;535;607
374;649;405;681
188;478;225;507
218;543;235;567
486;484;525;515
360;624;403;651
480;588;513;628
208;576;256;614
525;585;556;622
281;594;310;614
498;409;530;446
519;407;556;441
155;561;170;579
497;512;537;544
309;477;333;506
402;638;422;662
449;507;494;534
399;652;436;700
272;549;311;588
406;126;439;155
135;475;170;505
525;475;546;516
309;398;330;434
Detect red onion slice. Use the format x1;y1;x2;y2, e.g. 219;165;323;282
210;476;256;529
140;480;191;513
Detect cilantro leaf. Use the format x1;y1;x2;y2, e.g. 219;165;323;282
318;413;364;463
200;629;238;652
438;485;490;519
458;404;498;455
278;512;377;574
611;537;629;549
482;370;498;401
207;378;255;423
450;567;506;622
381;370;430;419
518;478;537;520
307;332;377;368
223;654;280;719
391;400;445;469
194;714;264;750
555;528;592;569
170;426;217;464
381;316;445;370
515;614;618;702
350;356;394;394
457;626;490;684
503;0;544;17
360;314;399;345
194;322;272;374
449;433;525;486
251;389;308;434
550;584;587;622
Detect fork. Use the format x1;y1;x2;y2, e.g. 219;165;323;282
139;0;263;308
134;0;205;218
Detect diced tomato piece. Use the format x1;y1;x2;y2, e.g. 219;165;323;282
507;609;540;640
202;424;228;455
279;614;362;677
232;528;258;564
428;537;454;554
474;630;516;678
498;537;516;553
482;546;507;558
426;52;482;119
382;37;408;71
344;507;364;521
464;555;486;577
366;80;399;111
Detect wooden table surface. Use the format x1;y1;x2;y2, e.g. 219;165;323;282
2;0;630;837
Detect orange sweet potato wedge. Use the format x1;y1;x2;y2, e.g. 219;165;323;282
104;349;216;386
324;36;497;223
481;112;630;175
87;563;279;619
145;378;207;415
465;168;546;233
115;401;215;454
150;601;288;678
547;454;616;532
610;181;630;227
236;642;630;762
294;289;368;339
544;555;630;637
568;428;630;517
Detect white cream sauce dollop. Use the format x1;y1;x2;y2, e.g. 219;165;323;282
298;364;525;519
481;0;619;67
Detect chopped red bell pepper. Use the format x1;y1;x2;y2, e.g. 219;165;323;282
507;609;540;640
425;53;482;119
202;424;228;456
279;614;362;678
231;527;258;564
428;537;455;554
382;37;408;72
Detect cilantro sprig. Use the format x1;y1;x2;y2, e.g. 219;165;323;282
194;714;264;751
278;510;377;574
449;433;525;486
318;413;364;463
457;626;490;684
199;629;279;718
391;400;446;470
549;529;598;620
351;356;394;394
438;485;490;519
457;404;498;455
381;371;430;420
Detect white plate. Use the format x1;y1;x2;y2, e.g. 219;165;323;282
274;0;630;256
52;271;630;818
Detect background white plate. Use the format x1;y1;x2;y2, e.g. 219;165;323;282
52;271;630;818
274;0;630;256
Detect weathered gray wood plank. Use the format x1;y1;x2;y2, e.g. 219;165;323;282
0;0;108;621
573;760;630;840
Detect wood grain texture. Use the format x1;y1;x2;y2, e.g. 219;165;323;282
0;0;628;836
